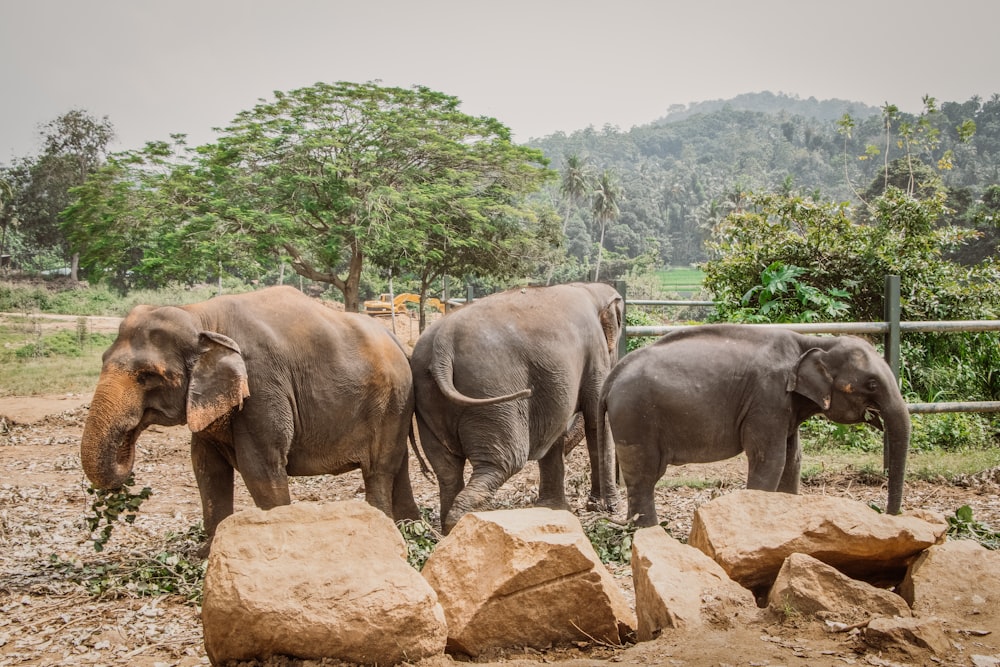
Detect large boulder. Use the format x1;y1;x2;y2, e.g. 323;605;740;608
688;490;946;590
202;500;447;666
630;526;757;640
898;538;1000;627
767;552;911;622
421;508;636;657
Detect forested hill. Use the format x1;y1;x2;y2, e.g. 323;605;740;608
529;91;1000;267
655;91;881;124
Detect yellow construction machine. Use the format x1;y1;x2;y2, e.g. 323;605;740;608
363;293;447;316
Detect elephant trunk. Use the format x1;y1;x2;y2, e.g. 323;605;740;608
882;397;911;515
80;375;142;489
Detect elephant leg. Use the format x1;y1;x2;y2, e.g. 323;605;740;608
191;436;234;549
416;414;465;530
777;431;802;494
443;460;511;533
744;430;787;492
232;427;292;511
583;407;620;511
536;443;569;510
616;440;661;527
361;420;414;520
391;449;421;521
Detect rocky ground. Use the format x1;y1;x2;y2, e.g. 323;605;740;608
1;312;1000;666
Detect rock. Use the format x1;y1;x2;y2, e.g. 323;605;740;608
630;526;757;640
421;508;636;657
202;500;447;666
688;490;946;589
767;553;911;622
862;616;952;658
898;538;1000;625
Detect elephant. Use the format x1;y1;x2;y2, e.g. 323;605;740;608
599;324;911;527
80;286;420;550
410;282;624;533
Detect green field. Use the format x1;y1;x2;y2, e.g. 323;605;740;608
654;267;705;293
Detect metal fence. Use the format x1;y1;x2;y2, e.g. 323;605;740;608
616;276;1000;416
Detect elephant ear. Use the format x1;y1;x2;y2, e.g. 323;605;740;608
790;347;833;410
186;331;250;433
599;295;624;357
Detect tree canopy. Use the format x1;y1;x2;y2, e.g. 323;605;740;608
64;82;556;310
2;110;115;277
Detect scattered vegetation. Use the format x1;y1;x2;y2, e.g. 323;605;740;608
398;518;442;570
49;524;208;603
582;517;641;565
946;505;1000;550
85;474;153;552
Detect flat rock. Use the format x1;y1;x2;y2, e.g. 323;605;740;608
421;508;636;657
631;526;757;640
688;490;946;589
202;500;446;666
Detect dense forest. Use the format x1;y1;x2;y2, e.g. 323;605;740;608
2;89;999;295
530;91;1000;270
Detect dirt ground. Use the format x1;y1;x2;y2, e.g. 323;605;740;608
2;313;1000;666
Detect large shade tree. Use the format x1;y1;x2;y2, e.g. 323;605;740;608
199;81;555;311
6;110;114;278
66;82;555;306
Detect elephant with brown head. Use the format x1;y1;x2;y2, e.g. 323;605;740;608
81;286;419;551
410;282;624;533
599;324;911;526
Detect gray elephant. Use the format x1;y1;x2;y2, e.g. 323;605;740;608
410;282;623;532
80;286;419;550
599;324;910;526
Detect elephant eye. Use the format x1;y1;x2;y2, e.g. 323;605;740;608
866;378;879;392
135;370;160;386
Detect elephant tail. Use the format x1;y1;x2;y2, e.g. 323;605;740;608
430;352;532;406
408;416;433;480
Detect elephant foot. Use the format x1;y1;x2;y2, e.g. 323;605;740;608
586;494;616;513
195;539;213;560
534;496;571;511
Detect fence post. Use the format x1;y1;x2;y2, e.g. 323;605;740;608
883;274;901;475
883;275;901;381
615;280;628;360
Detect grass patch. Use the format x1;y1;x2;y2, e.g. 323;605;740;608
0;318;113;396
654;267;705;293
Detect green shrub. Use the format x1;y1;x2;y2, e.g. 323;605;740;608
624;307;662;353
14;330;116;359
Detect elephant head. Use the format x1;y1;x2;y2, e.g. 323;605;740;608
791;337;910;513
81;306;250;490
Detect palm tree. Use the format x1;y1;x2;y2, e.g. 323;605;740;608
559;154;594;234
592;169;621;281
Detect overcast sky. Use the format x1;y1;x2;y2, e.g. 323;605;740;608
2;0;998;162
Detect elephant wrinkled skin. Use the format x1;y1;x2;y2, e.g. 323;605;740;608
410;282;623;533
600;324;911;526
80;286;419;550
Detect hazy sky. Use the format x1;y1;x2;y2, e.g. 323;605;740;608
2;0;998;162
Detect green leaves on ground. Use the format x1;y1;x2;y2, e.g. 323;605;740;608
398;518;441;570
85;474;152;552
51;524;207;603
947;505;1000;550
582;517;641;565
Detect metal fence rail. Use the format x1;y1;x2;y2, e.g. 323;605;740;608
618;276;1000;416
